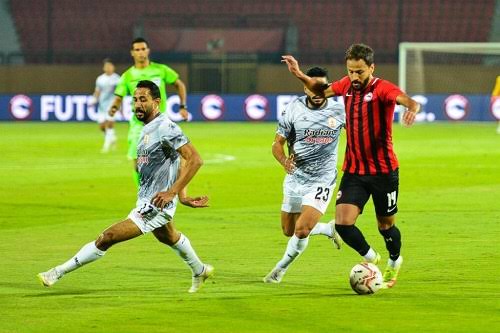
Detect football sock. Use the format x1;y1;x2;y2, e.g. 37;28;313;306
101;129;116;151
276;235;309;270
363;248;378;262
105;128;116;138
387;256;403;268
56;241;106;274
379;225;402;261
170;234;204;276
309;222;332;237
335;224;370;256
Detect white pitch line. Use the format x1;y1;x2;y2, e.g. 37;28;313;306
204;154;236;164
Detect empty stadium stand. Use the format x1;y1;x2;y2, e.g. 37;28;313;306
9;0;496;63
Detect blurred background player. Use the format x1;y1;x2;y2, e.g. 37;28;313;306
282;44;420;289
264;67;345;284
38;80;213;293
91;58;120;153
108;37;189;185
492;75;500;134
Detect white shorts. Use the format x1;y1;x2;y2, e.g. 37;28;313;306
97;111;116;124
281;175;335;215
127;198;178;234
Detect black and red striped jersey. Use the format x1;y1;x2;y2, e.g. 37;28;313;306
331;76;402;175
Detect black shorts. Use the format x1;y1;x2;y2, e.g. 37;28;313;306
335;169;399;216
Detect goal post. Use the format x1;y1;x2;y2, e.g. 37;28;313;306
398;42;500;95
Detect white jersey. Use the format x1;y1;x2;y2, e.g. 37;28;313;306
277;96;346;185
95;73;120;113
136;113;189;205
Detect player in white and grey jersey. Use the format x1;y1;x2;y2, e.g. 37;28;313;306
92;59;121;152
38;80;214;293
264;67;346;284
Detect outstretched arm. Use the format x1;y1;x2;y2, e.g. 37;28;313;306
281;55;334;97
397;93;421;127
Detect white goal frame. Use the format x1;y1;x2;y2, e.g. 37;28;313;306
398;42;500;93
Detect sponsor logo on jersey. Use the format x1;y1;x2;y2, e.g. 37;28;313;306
304;129;337;144
244;94;269;121
444;94;469;120
9;95;33;120
200;95;225;120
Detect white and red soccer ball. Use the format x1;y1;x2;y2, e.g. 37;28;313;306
349;263;383;295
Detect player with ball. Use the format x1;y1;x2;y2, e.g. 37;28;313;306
283;44;420;291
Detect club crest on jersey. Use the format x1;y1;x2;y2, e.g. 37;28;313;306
363;92;373;102
143;135;150;144
327;117;336;128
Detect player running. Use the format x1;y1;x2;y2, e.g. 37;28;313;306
91;58;120;153
282;44;420;288
38;80;213;293
108;37;189;185
264;67;345;284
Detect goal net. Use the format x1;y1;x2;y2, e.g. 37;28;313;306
399;42;500;95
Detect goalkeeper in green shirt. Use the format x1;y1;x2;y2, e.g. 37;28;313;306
108;37;189;185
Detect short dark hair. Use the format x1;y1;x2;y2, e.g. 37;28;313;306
102;58;113;64
306;66;328;79
136;80;160;100
131;37;149;49
345;43;374;66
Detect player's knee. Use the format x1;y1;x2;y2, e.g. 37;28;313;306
294;226;312;238
95;231;116;250
281;226;294;237
377;215;395;230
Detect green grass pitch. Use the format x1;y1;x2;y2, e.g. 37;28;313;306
0;121;499;333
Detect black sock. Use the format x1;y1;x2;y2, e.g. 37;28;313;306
335;224;370;256
379;226;402;261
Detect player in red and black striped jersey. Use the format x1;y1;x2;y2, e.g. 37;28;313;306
282;44;420;289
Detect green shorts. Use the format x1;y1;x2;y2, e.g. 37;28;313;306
127;123;144;160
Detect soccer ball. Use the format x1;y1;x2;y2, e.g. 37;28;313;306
349;263;383;295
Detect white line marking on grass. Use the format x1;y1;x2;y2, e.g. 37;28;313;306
204;154;236;164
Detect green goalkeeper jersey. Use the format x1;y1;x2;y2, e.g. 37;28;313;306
114;62;179;129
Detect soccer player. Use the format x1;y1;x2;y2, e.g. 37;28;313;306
38;80;213;293
282;44;420;288
263;67;345;284
108;37;189;185
492;75;500;134
91;58;120;153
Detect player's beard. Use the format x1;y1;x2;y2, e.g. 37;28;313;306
351;77;370;90
306;96;326;109
135;107;147;122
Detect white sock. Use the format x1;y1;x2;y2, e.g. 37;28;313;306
363;247;378;262
276;235;309;270
104;129;116;146
309;222;333;237
388;256;403;268
56;241;106;274
105;128;116;139
170;234;204;276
